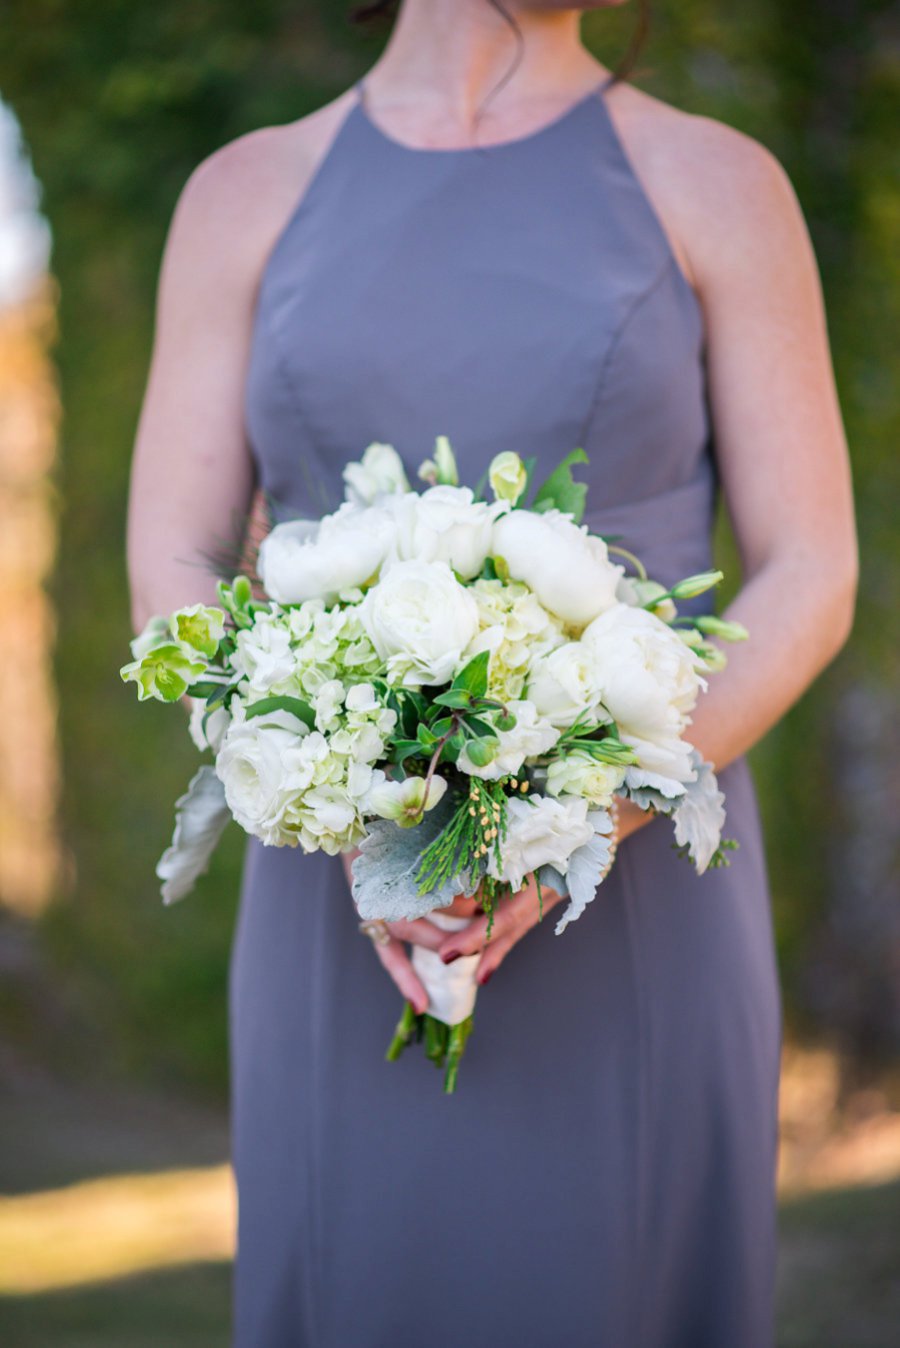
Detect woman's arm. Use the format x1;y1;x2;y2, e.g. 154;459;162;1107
436;120;858;972
126;126;315;628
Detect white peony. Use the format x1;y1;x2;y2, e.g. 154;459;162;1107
258;503;394;604
214;708;310;847
544;753;626;806
360;560;479;687
343;442;410;505
526;641;608;729
489;793;594;894
458;701;559;781
581;603;706;737
383;485;503;580
492;509;623;628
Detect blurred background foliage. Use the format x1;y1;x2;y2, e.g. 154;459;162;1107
0;0;897;1101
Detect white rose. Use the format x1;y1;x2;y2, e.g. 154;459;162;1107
458;701;559;780
343;442;410;505
581;603;706;737
489;793;594;894
360;560;479;687
545;753;626;806
214;708;308;846
188;697;229;754
384;486;503;580
492;509;623;628
258;503;394;604
527;641;608;729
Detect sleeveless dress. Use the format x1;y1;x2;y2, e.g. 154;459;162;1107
231;76;783;1348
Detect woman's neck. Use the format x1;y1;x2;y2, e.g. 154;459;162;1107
362;0;604;132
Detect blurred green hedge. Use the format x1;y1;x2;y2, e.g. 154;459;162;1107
1;0;897;1097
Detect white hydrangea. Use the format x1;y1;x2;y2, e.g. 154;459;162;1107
464;578;565;701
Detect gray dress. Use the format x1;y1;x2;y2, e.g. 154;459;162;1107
232;76;782;1347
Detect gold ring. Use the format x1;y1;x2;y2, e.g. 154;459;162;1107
358;918;392;947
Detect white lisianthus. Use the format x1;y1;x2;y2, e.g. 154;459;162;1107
465;578;565;701
343;442;410;505
582;603;706;736
189;697;229;754
361;560;479;687
258;503;394;604
384;485;503;580
458;701;559;780
488;451;528;505
526;641;608;729
366;773;447;826
489;793;594;894
214;708;310;847
492;509;623;628
544;753;627;806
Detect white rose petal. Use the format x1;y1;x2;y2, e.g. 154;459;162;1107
527;641;608;729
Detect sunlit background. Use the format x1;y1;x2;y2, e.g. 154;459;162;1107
1;2;898;1344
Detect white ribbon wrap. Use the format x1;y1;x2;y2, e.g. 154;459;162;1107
411;911;479;1027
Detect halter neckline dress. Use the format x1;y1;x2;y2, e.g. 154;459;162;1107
232;74;782;1348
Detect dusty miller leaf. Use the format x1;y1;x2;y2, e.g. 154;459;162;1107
671;753;726;874
352;798;471;921
157;766;231;905
553;809;614;935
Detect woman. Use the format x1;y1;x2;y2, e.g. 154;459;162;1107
126;2;857;1344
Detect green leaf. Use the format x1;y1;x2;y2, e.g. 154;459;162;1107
433;689;473;710
451;650;490;698
530;448;589;523
244;695;315;729
461;715;496;740
416;724;438;749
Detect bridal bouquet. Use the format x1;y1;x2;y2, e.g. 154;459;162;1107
122;438;746;1091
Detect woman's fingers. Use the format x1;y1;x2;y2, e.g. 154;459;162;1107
386;917;448;950
435;880;564;965
374;937;428;1014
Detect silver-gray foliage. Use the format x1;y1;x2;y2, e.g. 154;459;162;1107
156;766;231;905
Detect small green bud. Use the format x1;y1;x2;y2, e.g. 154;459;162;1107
670;570;724;600
465;737;499;768
695;615;749;642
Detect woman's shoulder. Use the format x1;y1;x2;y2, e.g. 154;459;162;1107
604;80;803;292
161;91;358;288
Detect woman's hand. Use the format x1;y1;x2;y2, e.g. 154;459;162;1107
340;850;478;1014
433;876;565;987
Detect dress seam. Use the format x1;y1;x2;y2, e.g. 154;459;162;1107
577;254;681;450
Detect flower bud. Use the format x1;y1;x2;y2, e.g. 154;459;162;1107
488;451;528;506
669;570;724;600
695;615;749;642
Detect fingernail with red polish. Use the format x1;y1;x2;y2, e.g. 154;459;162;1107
477;969;493;986
441;949;461;964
